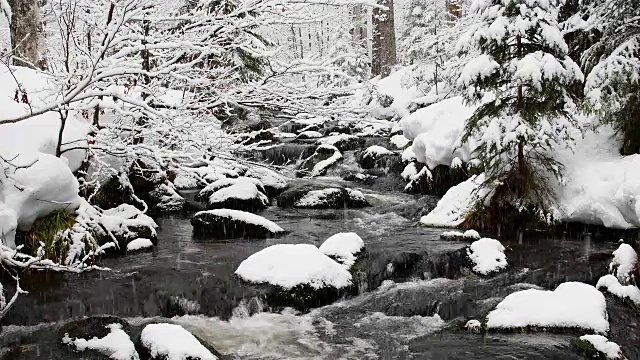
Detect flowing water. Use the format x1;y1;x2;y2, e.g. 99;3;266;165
1;177;639;359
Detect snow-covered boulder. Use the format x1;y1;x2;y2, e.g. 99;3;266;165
357;145;396;170
76;201;158;251
390;134;411;149
596;274;640;307
466;238;508;275
235;243;354;310
609;243;637;284
126;238;154;252
205;182;269;212
486;282;609;334
244;167;289;197
235;129;278;146
277;184;370;209
196;177;265;201
573;335;624;359
420;174;486;227
297;145;342;177
440;229;481;241
191;209;286;239
316;134;365;152
61;316;136;359
1;153;82;248
296;130;324;140
148;183;185;213
173;162;240;190
138;323;218;360
319;232;365;267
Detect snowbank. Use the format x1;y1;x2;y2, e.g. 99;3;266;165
420;174;486;227
596;274;640;306
1;153;81;248
578;335;623;359
140;323;216;360
235;244;352;290
63;323;139;360
609;243;637;284
319;232;365;267
467;238;507;275
486;282;609;334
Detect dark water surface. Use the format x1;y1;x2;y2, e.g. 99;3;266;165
1;180;638;359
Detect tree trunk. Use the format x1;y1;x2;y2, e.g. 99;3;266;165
8;0;44;69
371;0;396;78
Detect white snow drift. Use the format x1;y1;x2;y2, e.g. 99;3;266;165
486;282;609;334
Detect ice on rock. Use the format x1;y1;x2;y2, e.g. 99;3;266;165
486;282;609;334
62;323;139;360
319;232;365;267
140;323;216;360
235;244;352;290
467;238;507;275
578;335;623;359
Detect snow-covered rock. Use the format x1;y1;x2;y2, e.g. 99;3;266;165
358;145;396;169
126;238;154;252
191;209;286;239
205;182;269;212
465;319;482;333
295;188;369;209
440;229;481;241
486;282;609;334
463;229;481;239
401;163;419;181
420;174;486;227
296;130;324;140
0;153;82;248
63;323;139;360
298;145;343;177
319;232;365;267
609;243;637;284
235;243;352;290
390;134;411;149
316;134;365;152
596;274;640;306
148;183;185;213
577;335;623;359
139;323;217;360
467;238;507;275
244;167;288;197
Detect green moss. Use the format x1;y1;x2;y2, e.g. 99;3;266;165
20;209;77;263
571;338;609;359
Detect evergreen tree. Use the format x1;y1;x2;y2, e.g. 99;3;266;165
458;0;584;214
321;23;370;87
582;0;640;155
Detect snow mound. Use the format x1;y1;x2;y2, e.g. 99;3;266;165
319;232;365;267
369;66;423;118
126;238;154;252
401;163;419;180
362;145;393;157
467;238;507;275
596;274;640;306
420;174;486;227
578;335;623;359
208;182;269;206
235;244;352;290
297;131;323;139
441;229;481;240
1;153;81;248
609;244;637;284
62;323;139;360
390;134;411;149
486;282;609;334
140;323;216;360
464;229;481;239
465;319;482;332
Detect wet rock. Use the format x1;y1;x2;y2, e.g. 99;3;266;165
137;323;221;360
148;183;185;214
297;145;342;177
58;316;131;359
356;146;403;173
191;209;286;239
263;284;349;312
316;134;366;152
277;184;370;209
235;129;278;146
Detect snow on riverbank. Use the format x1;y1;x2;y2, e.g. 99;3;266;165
420;174;486;227
486;282;609;333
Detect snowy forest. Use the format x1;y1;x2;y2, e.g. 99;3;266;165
0;0;639;358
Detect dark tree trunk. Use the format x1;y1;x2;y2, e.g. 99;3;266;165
371;0;397;78
8;0;44;69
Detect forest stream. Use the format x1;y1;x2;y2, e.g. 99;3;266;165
0;174;638;359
